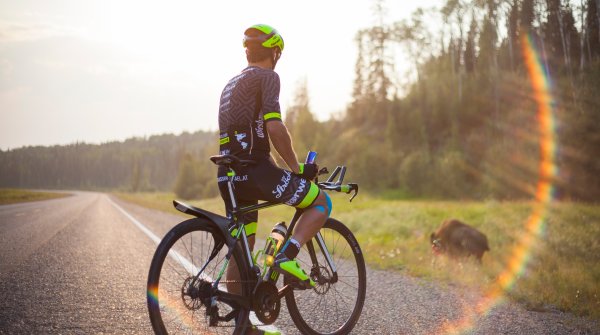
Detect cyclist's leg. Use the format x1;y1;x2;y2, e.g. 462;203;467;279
225;202;257;295
290;191;329;245
272;191;331;286
251;160;334;285
218;167;258;294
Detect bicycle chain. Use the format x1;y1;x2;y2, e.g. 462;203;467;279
215;280;257;284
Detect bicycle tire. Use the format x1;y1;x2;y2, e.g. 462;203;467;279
147;218;251;335
285;218;366;335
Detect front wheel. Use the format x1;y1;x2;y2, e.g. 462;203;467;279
147;218;251;334
285;218;367;335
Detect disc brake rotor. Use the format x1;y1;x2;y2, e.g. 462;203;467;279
311;265;332;295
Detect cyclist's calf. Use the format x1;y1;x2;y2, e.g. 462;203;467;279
291;191;330;246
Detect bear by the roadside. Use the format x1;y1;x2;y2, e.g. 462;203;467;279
430;219;490;262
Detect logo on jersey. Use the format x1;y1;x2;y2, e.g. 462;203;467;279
235;133;248;150
286;178;307;205
255;119;265;138
272;170;292;199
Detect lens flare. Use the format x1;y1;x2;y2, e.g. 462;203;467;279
147;284;204;333
433;33;557;335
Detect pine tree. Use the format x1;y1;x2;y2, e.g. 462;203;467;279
545;0;565;68
173;153;202;200
521;0;536;33
563;3;581;70
478;15;498;71
464;13;478;73
285;78;318;153
130;157;141;192
508;0;521;70
586;0;600;61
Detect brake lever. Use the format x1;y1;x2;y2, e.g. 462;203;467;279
348;183;359;202
318;167;329;176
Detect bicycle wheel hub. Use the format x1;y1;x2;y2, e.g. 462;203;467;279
181;276;211;310
311;265;332;294
252;282;280;325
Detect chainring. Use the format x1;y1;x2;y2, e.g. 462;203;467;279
252;281;280;325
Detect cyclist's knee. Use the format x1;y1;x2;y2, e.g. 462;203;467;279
311;191;332;217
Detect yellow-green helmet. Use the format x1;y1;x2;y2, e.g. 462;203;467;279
243;24;284;52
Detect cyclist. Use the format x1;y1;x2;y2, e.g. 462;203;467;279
217;24;333;293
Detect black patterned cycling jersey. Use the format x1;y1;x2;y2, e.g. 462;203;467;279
218;66;282;159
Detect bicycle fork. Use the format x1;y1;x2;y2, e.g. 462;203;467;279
308;231;339;284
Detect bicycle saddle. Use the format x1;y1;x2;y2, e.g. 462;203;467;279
210;154;256;167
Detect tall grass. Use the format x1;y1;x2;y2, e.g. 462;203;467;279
0;188;68;205
114;191;600;319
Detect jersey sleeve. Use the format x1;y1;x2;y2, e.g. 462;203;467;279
261;71;282;123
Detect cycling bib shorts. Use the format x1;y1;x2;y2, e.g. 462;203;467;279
217;159;320;235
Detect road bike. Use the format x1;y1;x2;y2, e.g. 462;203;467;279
147;154;366;334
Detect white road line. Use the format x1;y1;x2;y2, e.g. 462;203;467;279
107;196;198;274
107;195;282;334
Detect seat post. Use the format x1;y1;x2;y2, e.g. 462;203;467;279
226;167;238;211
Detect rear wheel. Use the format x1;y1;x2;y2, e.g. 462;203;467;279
285;218;366;335
147;218;251;334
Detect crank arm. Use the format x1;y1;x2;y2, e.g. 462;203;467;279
277;284;295;299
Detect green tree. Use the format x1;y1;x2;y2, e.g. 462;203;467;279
585;0;600;61
562;3;581;72
285;78;320;154
130;157;141;192
464;13;478;73
545;0;565;68
173;153;202;200
507;0;520;70
521;0;536;33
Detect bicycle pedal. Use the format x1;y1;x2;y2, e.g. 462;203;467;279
286;278;312;290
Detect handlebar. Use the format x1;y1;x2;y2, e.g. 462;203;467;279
316;165;359;202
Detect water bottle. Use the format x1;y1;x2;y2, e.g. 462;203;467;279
264;222;287;266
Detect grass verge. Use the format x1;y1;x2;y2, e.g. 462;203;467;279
0;188;69;205
114;191;600;319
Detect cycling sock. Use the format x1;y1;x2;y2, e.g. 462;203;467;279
280;238;301;259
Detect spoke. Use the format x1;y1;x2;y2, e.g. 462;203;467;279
331;284;356;307
333;239;353;274
156;228;240;335
286;225;364;334
335;277;360;291
334;283;341;326
166;257;187;279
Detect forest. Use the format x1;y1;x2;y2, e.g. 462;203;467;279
1;0;599;202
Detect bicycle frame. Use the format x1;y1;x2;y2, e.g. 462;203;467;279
175;169;343;315
231;201;338;285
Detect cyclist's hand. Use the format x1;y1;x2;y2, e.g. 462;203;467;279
298;163;319;180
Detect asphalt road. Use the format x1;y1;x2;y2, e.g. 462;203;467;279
1;192;598;334
0;192;156;334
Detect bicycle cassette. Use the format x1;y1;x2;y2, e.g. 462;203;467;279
252;282;280;325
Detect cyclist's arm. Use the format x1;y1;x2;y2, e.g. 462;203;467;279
267;120;301;174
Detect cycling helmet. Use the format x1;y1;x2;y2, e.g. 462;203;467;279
243;24;284;52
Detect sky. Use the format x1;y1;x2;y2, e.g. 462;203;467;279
0;0;439;149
